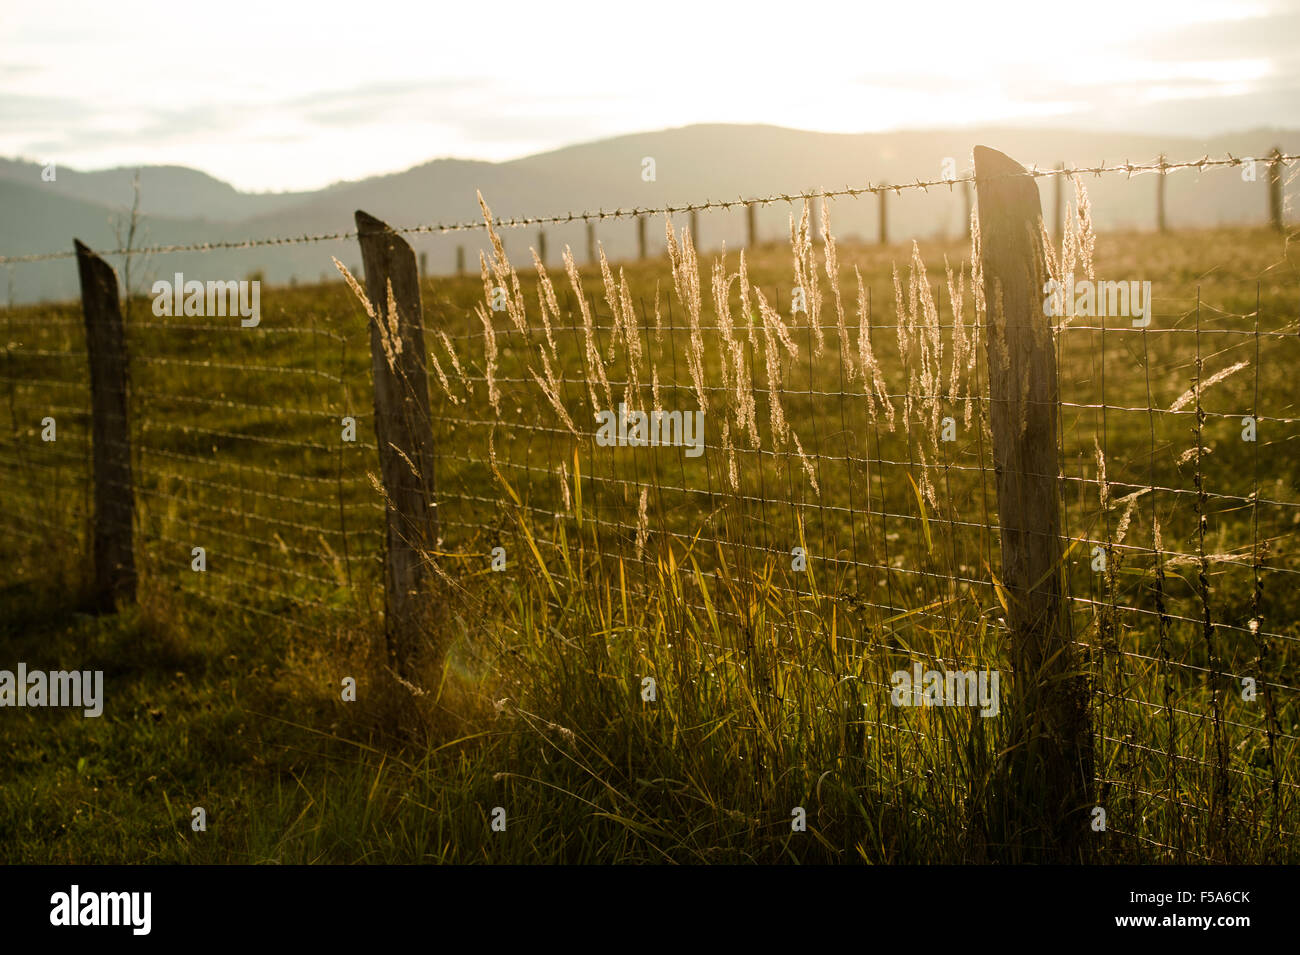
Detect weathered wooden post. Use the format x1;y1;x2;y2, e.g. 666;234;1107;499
973;146;1092;860
1156;154;1168;233
746;202;758;249
537;229;547;265
456;245;465;276
355;210;441;680
689;208;699;247
418;250;428;280
636;215;647;260
586;221;597;266
878;191;888;245
75;240;136;610
1269;147;1284;233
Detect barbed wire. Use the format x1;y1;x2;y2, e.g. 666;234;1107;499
1;151;1295;265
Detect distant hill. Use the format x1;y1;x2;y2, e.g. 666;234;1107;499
3;124;1297;304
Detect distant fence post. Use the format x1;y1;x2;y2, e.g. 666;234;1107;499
1157;154;1168;233
75;240;136;610
586;222;597;265
973;146;1092;860
354;210;441;680
636;215;647;260
1053;162;1064;246
1269;147;1284;232
537;229;547;265
689;208;699;247
878;191;888;245
746;203;757;249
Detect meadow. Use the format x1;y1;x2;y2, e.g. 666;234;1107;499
2;195;1298;863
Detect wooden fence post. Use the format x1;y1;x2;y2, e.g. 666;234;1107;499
636;215;647;260
456;245;465;276
75;240;136;610
1157;154;1168;233
355;210;441;680
689;208;699;247
537;229;547;265
1269;147;1284;232
586;221;597;266
1053;162;1065;247
878;191;888;245
746;203;757;249
973;146;1092;860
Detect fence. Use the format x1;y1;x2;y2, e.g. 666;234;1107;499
3;146;1299;861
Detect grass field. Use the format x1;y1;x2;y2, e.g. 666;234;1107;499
3;210;1299;863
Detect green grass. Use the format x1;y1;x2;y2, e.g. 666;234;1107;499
2;223;1298;863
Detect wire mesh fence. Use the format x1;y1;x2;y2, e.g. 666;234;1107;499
2;150;1298;860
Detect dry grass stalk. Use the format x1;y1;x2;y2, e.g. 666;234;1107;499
790;201;825;356
559;461;572;512
332;256;374;320
822;200;854;382
712;252;764;453
532;249;561;360
790;429;820;496
733;254;760;448
477;192;528;335
723;420;739;492
619;268;641;410
666;219;708;414
909;243;943;443
650;285;664;413
333;257;401;372
753;287;789;445
475;303;501;416
597;246;625;363
531;348;578;436
1075;179;1096;281
894;244;946;447
1095;437;1109;511
1169;360;1250;413
1043;180;1098;334
711;256;735;399
944;257;972;427
892;264;914;428
1040;218;1066;328
563;246;611;413
1176;445;1211;466
436;329;472;397
854;267;894;430
383;279;403;360
1113;486;1151;545
428;338;457;404
634;487;650;561
917;446;938;510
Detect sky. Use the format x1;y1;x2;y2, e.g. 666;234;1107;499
3;0;1298;192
